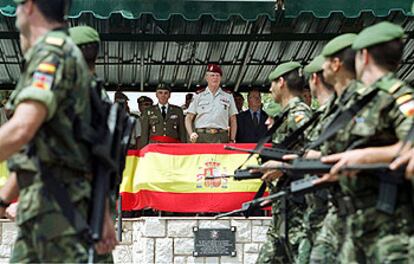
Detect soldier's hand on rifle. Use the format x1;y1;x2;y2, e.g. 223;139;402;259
256;160;284;182
95;205;118;255
390;148;414;179
190;132;199;143
304;149;322;159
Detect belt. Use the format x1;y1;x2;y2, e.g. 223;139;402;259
150;135;181;143
196;128;228;134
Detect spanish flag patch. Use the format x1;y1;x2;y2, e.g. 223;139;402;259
37;63;56;74
398;100;414;117
31;72;54;90
294;114;305;123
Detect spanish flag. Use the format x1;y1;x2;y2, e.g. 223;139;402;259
120;143;264;212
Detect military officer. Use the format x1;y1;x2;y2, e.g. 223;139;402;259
139;84;186;147
137;95;153;115
256;61;312;264
0;0;116;261
185;64;238;143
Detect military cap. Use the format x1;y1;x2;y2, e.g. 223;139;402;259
114;91;129;101
321;33;357;57
268;61;301;81
138;96;153;104
352;22;404;50
69;26;100;46
156;84;171;92
13;0;25;4
207;64;223;76
304;55;325;74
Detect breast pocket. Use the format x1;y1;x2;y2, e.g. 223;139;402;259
350;111;378;138
220;101;230;111
198;100;211;113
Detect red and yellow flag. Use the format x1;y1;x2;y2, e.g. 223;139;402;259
120;143;264;212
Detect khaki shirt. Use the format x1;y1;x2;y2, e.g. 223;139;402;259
188;87;238;129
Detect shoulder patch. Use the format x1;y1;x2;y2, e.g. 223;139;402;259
45;36;65;47
377;78;404;94
294;113;305;123
37;63;57;74
196;88;206;94
396;94;414;117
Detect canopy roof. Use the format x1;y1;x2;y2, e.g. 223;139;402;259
0;0;412;92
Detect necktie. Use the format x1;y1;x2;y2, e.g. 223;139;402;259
162;105;166;119
253;112;259;127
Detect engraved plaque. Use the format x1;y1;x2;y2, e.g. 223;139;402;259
193;226;236;257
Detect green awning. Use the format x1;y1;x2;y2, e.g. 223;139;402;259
285;0;413;18
0;0;276;21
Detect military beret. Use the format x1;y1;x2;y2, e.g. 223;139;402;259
207;64;223;76
13;0;25;4
321;33;357;57
69;26;100;46
352;22;404;50
156;84;171;92
138;96;153;104
304;55;325;74
268;61;301;81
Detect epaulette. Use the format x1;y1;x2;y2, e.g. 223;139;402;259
45;36;65;47
196;88;206;94
169;104;180;109
223;89;232;94
376;78;404;95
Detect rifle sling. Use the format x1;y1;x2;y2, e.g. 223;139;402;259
307;88;379;150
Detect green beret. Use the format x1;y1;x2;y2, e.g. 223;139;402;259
268;61;301;81
69;26;100;46
352;22;404;50
304;55;325;74
322;33;357;57
13;0;25;4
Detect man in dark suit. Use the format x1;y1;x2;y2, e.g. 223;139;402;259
236;89;268;143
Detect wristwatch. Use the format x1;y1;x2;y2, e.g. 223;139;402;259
0;197;10;208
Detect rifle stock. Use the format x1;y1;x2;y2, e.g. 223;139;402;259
225;145;299;161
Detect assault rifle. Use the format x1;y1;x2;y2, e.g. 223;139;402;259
224;145;300;162
214;159;407;218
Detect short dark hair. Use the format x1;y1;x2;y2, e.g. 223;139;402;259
315;71;334;90
35;0;71;23
329;47;356;77
247;88;260;98
281;69;305;96
78;43;99;70
233;91;244;99
367;39;403;72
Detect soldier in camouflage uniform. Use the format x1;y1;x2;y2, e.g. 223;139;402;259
318;22;414;263
0;0;116;261
295;55;335;263
140;84;186;147
256;62;313;264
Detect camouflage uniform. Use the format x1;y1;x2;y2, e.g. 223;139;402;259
257;96;312;264
6;29;92;262
323;73;414;263
309;80;365;264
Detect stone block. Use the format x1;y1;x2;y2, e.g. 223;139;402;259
155;238;173;264
168;220;197;238
251;220;262;226
174;238;193;255
230;219;251;243
116;220;133;244
0;245;12;258
252;226;268;242
132;220;144;242
244;243;259;253
174;256;187;264
143;238;155;264
144;218;166;237
204;257;219;263
198;220;229;229
187;256;205;264
220;244;242;264
113;245;132;263
1;223;16;246
244;253;259;264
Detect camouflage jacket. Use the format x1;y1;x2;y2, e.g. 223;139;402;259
272;96;313;150
6;28;92;172
323;73;414;196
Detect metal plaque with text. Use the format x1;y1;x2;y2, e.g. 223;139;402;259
193;226;236;257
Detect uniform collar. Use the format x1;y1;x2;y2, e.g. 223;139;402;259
283;96;302;111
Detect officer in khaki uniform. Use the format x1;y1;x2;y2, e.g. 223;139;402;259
185;64;238;143
139;84;186;147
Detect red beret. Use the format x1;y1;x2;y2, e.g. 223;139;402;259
207;64;222;76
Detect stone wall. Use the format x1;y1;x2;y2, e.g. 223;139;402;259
0;217;271;264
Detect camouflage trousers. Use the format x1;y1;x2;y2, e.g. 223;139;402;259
256;198;307;264
309;207;345;264
338;205;414;264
